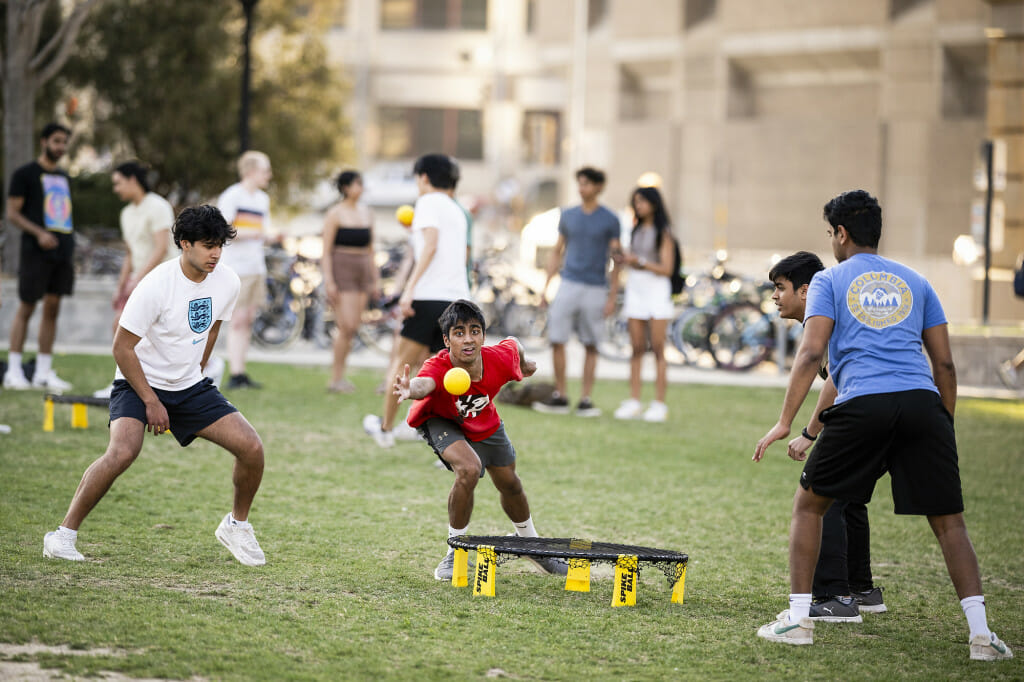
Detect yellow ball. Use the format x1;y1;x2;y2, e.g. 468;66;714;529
443;367;471;395
395;204;414;227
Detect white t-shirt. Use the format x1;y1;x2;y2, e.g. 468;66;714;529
121;193;176;278
410;192;469;301
217;183;270;277
116;258;240;391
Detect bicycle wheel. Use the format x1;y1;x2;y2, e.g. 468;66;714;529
598;313;632;362
358;306;398;356
500;301;548;352
252;276;305;349
707;302;773;371
670;307;714;368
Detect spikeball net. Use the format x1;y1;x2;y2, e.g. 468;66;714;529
446;535;688;607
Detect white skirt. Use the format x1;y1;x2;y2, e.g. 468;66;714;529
622;268;674;320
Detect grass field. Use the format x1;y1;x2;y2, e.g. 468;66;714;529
1;354;1022;681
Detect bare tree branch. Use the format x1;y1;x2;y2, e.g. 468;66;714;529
31;0;102;82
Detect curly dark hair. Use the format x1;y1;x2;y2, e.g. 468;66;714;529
823;190;882;248
114;161;151;193
769;251;825;289
439;299;486;339
172;205;236;249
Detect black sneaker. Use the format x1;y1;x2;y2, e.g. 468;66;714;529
532;392;571;415
853;586;887;614
575;397;601;418
809;596;863;623
226;373;262;390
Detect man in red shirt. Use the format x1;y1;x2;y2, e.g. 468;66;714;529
395;299;567;581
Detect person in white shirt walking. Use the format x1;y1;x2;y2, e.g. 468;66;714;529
217;150;273;390
42;205;267;567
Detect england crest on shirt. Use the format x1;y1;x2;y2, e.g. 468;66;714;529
188;297;213;333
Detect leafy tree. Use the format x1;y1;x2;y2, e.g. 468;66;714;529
2;0;102;272
65;0;350;210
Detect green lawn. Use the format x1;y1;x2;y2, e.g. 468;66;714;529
1;354;1021;681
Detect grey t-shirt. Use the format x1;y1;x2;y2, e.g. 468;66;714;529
558;204;620;286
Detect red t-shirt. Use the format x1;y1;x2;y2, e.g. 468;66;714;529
406;338;523;441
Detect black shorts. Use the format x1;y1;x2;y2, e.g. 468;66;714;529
109;378;239;447
418;418;516;475
400;300;451;352
800;389;964;516
19;251;74;303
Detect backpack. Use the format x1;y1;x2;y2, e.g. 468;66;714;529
670;237;685;295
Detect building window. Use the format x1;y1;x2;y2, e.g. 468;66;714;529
522;111;561;165
525;0;537;34
683;0;715;30
381;0;488;30
942;45;986;119
378;107;484;160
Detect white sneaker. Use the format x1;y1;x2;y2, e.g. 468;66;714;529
970;632;1013;661
362;414;395;448
756;610;814;645
43;529;84;561
214;514;266;566
393;421;422;441
3;371;31;390
614;399;643;420
642;401;668;423
32;370;72;393
92;383;114;399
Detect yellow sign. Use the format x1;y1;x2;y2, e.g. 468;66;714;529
473;546;496;597
611;555;638;607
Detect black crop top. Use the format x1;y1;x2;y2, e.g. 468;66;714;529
334;226;371;248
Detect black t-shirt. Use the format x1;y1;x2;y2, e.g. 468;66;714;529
8;160;75;262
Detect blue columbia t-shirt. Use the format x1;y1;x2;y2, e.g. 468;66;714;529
805;252;947;404
558;205;620;286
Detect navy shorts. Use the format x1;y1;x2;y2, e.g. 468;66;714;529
418;418;516;475
800;389;964;516
400;300;451;352
109;378;238;446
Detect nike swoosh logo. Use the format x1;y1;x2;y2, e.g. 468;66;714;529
774;622;802;634
193;338;205;345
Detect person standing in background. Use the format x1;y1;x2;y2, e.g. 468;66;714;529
94;161;177;398
217;151;273;390
3;122;76;393
322;170;377;393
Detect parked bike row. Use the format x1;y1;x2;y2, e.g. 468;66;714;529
250;242;797;372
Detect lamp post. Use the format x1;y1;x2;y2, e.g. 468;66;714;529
239;0;259;155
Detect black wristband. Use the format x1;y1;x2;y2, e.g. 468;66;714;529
801;427;817;442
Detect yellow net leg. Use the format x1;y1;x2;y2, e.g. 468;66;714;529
452;548;469;588
611;555;638;607
43;398;55;432
565;558;591;592
473;546;496;597
671;563;687;604
70;403;88;429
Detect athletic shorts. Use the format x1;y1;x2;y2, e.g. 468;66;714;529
18;251;74;303
236;274;267;310
547;279;607;346
401;300;451;352
800;389;964;516
331;249;375;294
622;269;673;320
109;377;239;447
418;417;516;475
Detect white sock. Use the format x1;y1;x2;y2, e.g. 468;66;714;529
788;593;812;623
447;524;468;554
961;595;990;640
229;514;251;528
36;353;53;378
57;525;77;538
513;516;538;538
7;352;23;377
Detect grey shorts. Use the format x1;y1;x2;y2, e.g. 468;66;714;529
547;279;607;346
418;418;516;475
